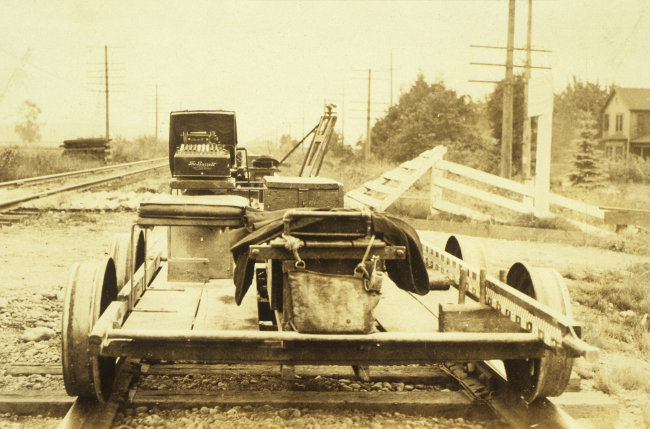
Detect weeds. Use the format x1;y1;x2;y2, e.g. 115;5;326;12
597;277;650;313
593;369;621;394
0;146;105;182
386;198;430;219
0;136;164;183
572;268;650;359
510;213;581;231
110;135;167;163
593;364;650;394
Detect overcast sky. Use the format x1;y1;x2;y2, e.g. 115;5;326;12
1;0;649;147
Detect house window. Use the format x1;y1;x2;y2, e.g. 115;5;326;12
616;114;624;132
603;114;609;132
605;146;613;158
639;112;650;136
615;145;623;157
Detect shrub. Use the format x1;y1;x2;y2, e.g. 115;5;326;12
110;135;167;163
606;155;650;184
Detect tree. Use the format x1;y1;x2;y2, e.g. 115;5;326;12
555;76;609;134
566;111;606;187
327;130;354;158
14;100;44;143
552;77;609;173
371;74;497;172
485;74;526;175
279;133;297;148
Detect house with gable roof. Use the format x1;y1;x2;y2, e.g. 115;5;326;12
601;87;650;159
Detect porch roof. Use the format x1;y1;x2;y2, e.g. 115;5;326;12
631;134;650;144
602;132;627;141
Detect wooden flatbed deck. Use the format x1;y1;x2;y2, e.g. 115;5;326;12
122;256;457;336
123;264;259;332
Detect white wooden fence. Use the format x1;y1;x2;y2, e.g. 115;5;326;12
432;158;607;235
346;147;609;235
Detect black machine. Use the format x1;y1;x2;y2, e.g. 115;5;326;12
166;109;338;201
168;111;243;191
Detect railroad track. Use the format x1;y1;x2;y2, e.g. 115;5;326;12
0;158;168;222
0;158;167;190
0;360;601;429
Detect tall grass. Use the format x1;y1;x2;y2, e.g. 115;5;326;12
0;146;106;182
110;135;167;163
0;135;165;182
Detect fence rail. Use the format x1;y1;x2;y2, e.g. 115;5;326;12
347;147;611;235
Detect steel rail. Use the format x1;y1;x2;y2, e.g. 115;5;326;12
57;398;118;429
2;361;588;427
0;157;167;189
56;357;136;429
0;161;168;212
475;361;584;429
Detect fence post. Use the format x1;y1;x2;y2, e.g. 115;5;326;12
429;163;444;217
523;179;534;212
529;74;553;218
534;113;551;217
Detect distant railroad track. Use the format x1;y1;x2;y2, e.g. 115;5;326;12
0;361;589;429
0;158;168;214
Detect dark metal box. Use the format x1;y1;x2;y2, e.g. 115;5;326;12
263;177;343;211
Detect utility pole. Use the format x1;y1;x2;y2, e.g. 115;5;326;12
522;0;533;180
500;0;516;179
155;84;159;141
469;1;550;181
390;51;393;107
341;81;345;146
88;46;124;139
366;69;372;159
105;45;109;139
382;51;400;107
351;68;389;156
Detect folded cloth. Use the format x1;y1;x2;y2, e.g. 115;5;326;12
230;209;430;306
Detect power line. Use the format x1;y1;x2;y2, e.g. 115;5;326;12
0;47;80;87
0;49;32;106
87;45;125;139
470;44;550;53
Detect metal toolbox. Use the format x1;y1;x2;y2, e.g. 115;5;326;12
263;176;343;210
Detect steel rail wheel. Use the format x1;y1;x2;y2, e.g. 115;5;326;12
109;231;145;292
444;236;488;272
62;257;118;402
503;262;574;403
